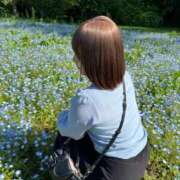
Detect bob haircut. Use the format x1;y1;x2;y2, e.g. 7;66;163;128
72;15;125;90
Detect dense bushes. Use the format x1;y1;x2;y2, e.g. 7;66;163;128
0;1;10;16
0;0;179;27
109;0;163;27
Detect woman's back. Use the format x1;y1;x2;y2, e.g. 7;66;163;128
56;16;149;179
79;70;148;159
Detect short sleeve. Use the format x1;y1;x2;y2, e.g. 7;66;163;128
57;89;98;140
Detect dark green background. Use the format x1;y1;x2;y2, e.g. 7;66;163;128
0;0;180;27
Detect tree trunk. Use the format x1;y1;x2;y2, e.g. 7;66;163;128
12;0;18;16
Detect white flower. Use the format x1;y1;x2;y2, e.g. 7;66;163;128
0;174;5;180
15;170;21;176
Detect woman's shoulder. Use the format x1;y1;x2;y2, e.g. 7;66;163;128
73;88;98;111
73;88;100;123
75;88;90;104
74;86;100;113
124;70;135;90
124;70;132;81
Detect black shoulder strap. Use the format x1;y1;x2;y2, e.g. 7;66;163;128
82;79;127;179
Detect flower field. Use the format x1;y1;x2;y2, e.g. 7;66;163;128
0;19;179;180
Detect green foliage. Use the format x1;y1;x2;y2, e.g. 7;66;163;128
109;0;163;27
137;11;162;27
0;0;179;26
0;0;10;16
67;0;109;21
125;41;145;63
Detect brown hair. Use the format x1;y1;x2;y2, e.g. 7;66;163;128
72;15;125;90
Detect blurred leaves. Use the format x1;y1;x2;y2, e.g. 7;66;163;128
0;0;179;26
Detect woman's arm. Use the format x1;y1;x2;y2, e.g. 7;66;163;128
57;90;97;140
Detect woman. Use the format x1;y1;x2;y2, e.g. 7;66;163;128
55;15;150;180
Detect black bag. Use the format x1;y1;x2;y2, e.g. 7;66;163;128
45;80;127;180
